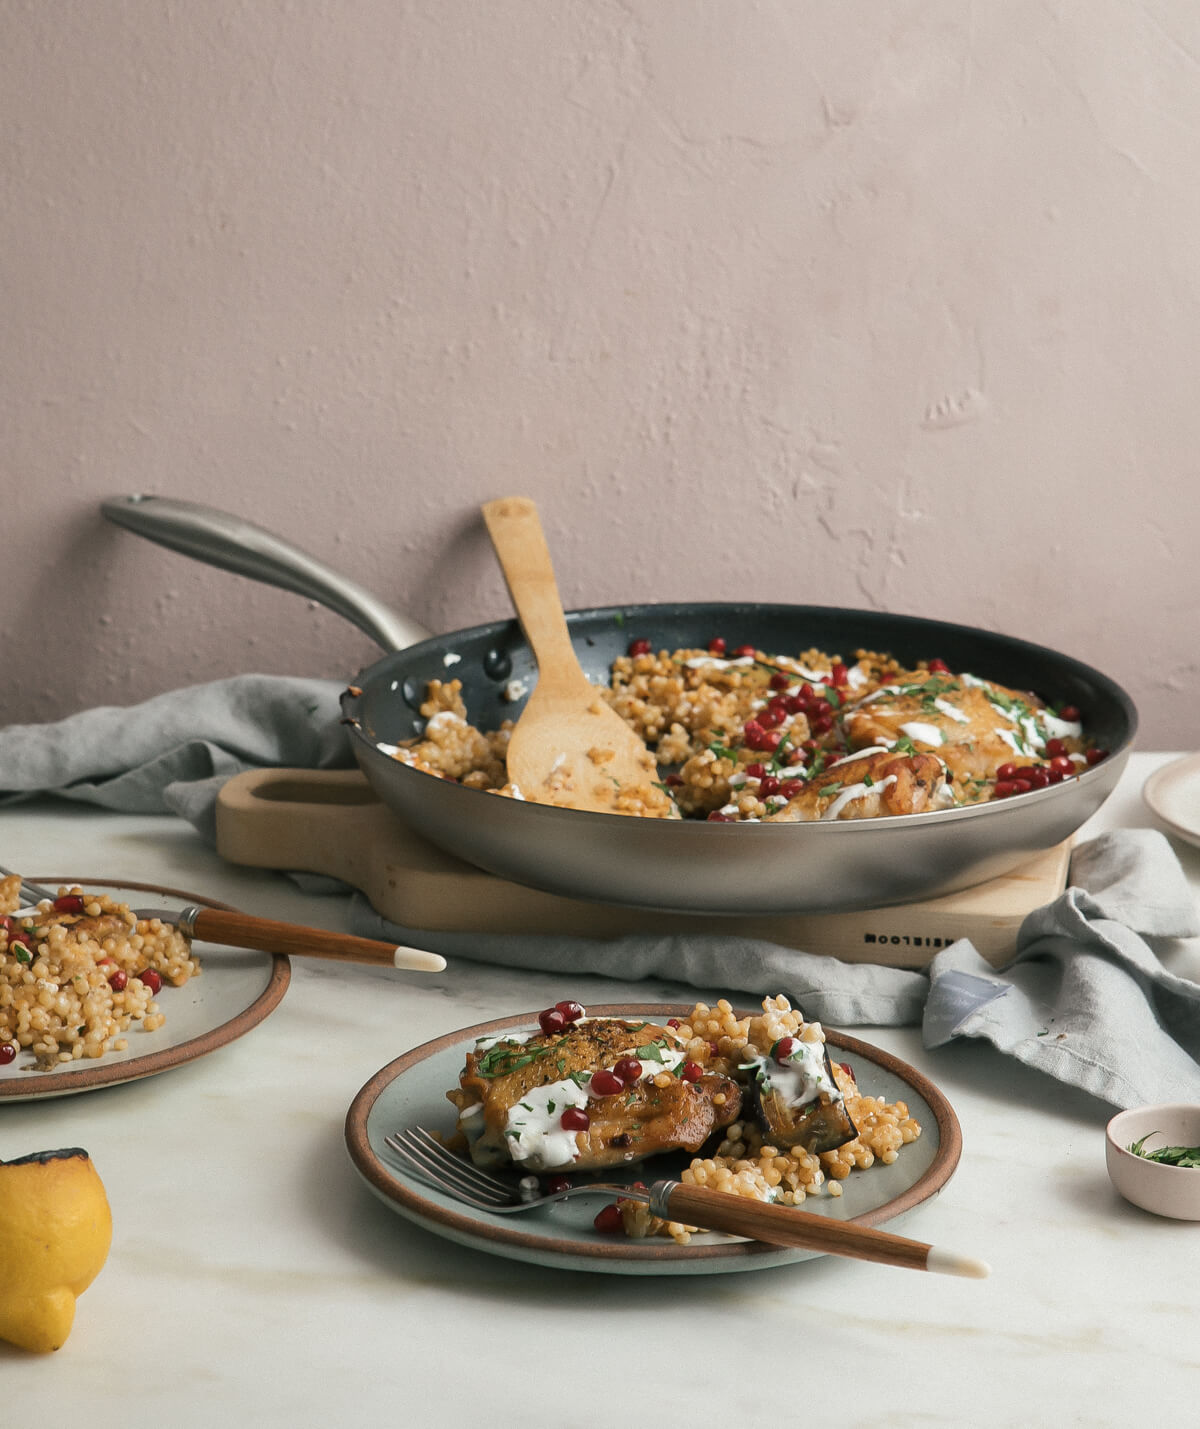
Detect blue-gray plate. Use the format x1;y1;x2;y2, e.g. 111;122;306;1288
344;1004;962;1276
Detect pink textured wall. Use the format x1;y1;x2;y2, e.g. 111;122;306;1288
3;1;1198;747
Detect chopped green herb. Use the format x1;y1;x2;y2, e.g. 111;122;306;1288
1128;1135;1200;1168
635;1040;671;1063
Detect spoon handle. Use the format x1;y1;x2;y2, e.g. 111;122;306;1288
481;497;582;685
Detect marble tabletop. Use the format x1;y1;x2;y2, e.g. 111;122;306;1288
2;751;1198;1427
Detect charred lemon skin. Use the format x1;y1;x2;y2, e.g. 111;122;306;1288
0;1147;113;1353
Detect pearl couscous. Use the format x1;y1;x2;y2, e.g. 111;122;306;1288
0;877;201;1072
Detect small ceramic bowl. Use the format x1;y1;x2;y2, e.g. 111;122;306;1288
1105;1104;1200;1220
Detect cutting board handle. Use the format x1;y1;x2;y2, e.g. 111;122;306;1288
215;768;392;885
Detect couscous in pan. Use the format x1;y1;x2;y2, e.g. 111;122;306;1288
102;495;1136;916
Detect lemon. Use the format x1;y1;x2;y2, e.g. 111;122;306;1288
0;1147;113;1353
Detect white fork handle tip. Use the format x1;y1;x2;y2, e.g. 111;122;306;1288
926;1247;991;1279
393;946;446;972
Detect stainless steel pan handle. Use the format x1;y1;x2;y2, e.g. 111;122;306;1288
101;493;431;653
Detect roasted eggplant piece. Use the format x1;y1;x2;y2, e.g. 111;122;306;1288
743;1036;857;1154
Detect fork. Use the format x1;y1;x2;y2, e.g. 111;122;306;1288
0;867;444;972
383;1128;990;1277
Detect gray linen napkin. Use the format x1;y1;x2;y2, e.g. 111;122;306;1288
0;676;351;843
922;829;1200;1109
3;680;1198;1108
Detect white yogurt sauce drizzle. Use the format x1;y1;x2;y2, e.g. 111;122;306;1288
820;775;896;820
898;720;944;747
932;697;970;724
743;1033;842;1110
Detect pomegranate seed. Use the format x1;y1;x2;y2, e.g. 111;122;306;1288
927;658;950;674
628;638;652;657
732;644;755;658
798;683;816;706
594;1203;624;1233
108;969;128;991
830;661;849;686
680;1061;702;1083
707;811;734;822
1059;705;1081;722
769;672;789;691
1085;747;1108;765
784;694;805;714
1025;768;1050;789
996;762;1017;781
774;1036;798;1063
667;1018;682;1029
559;1106;591;1132
742;719;766;748
9;930;33;951
708;637;726;655
759;775;780;797
0;1042;15;1065
612;1056;643;1084
810;715;833;735
538;1007;568;1035
665;772;683;786
758;706;782;731
554;1000;585;1023
783;747;805;766
138;968;163;995
589;1069;624;1097
838;1061;854;1079
761;730;783;753
52;894;86;915
707;1041;720;1057
994;780;1017;799
1011;779;1033;794
1045;738;1067;758
544;1175;572;1195
1046;766;1066;784
744;763;767;779
1049;755;1073;775
780;778;805;798
811;698;832;717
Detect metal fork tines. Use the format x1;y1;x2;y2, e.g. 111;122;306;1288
383;1127;651;1214
0;866;57;907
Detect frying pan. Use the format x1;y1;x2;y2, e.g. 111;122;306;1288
101;495;1137;915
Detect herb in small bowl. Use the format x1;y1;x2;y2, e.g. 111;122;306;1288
1127;1135;1200;1168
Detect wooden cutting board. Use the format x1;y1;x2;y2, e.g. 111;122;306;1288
214;768;1072;968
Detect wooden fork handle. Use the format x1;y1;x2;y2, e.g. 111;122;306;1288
654;1183;984;1276
182;907;444;971
481;496;581;681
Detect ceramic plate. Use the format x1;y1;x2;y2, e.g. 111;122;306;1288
0;879;289;1101
1143;753;1200;849
345;1004;963;1276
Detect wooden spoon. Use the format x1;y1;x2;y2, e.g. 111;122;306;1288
481;497;664;815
